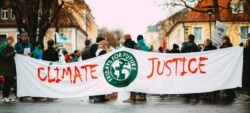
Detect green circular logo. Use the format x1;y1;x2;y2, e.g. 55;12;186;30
103;51;138;88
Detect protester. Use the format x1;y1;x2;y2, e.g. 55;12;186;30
203;39;217;51
0;36;16;102
41;39;59;101
88;38;103;101
30;42;44;101
220;36;233;48
81;39;91;60
243;33;250;102
42;39;59;62
32;42;44;59
135;34;150;101
181;34;201;53
99;40;118;99
200;39;218;100
14;31;33;102
220;35;236;101
169;44;180;53
181;34;201;101
122;34;138;103
14;32;33;55
0;40;7;92
71;50;80;62
89;37;109;103
62;50;72;63
158;46;163;53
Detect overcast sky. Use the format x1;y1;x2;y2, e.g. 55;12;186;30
85;0;181;38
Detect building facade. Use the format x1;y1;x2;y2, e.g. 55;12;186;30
160;0;250;50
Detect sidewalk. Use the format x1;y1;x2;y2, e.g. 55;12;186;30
0;90;250;113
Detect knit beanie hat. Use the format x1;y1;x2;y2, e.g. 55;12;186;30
137;34;143;41
124;34;131;40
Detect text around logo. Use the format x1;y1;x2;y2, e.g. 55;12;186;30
103;51;138;87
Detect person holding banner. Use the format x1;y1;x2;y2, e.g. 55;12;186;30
88;37;104;101
14;32;33;56
89;37;109;103
0;36;16;102
243;33;250;102
14;32;33;102
220;36;236;101
181;34;201;102
201;39;218;100
42;39;59;101
136;34;150;101
122;34;138;103
31;42;44;101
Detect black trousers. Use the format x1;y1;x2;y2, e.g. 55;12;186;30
2;77;16;98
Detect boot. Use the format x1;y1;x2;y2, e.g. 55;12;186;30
123;92;136;103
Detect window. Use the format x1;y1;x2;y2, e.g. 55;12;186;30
38;9;42;19
230;1;244;14
193;27;202;41
0;34;7;43
240;26;249;40
10;10;15;19
1;8;8;20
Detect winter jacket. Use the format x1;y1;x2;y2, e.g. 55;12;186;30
181;41;200;53
124;39;137;49
14;41;33;54
203;44;217;51
42;46;59;62
0;45;16;78
137;39;150;51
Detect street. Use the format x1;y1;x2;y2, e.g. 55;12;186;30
0;91;250;113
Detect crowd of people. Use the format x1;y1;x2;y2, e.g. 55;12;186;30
0;31;250;104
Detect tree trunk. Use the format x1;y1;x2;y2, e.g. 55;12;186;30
213;0;220;21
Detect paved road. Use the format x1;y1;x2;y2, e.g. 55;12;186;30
0;91;250;113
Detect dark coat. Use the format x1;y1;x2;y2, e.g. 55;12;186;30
169;49;180;53
203;44;217;51
42;46;59;62
0;45;16;78
220;43;233;49
14;41;33;54
244;45;250;64
81;46;91;60
181;41;200;53
124;39;137;49
90;44;99;58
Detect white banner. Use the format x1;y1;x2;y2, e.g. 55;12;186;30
15;47;243;98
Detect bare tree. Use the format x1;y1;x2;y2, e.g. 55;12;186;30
160;0;221;20
1;0;88;46
98;27;124;48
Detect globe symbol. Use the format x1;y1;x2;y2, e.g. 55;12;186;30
111;58;131;81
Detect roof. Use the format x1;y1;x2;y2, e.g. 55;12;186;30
161;8;189;35
180;0;250;22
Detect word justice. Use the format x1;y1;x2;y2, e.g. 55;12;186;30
37;64;98;84
147;57;208;78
